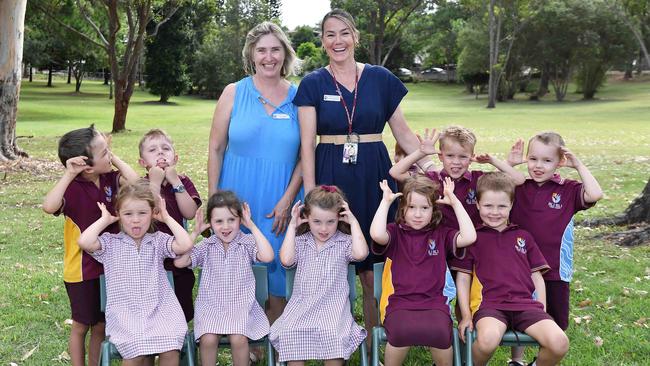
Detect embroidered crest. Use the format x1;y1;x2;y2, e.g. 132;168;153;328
104;186;113;203
427;239;439;256
548;192;562;209
465;188;477;205
515;237;527;254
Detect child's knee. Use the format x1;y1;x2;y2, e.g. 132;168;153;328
200;333;219;347
71;321;90;335
475;329;501;353
228;334;249;348
546;332;569;357
90;321;105;335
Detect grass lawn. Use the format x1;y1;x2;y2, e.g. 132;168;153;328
1;75;649;365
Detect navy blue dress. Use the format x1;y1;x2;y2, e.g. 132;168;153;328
294;64;407;270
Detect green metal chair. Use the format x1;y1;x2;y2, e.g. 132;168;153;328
189;264;275;366
98;271;196;366
371;262;462;366
281;264;369;366
463;328;539;365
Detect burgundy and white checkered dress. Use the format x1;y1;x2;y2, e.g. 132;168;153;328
190;232;269;341
269;231;367;362
92;231;187;359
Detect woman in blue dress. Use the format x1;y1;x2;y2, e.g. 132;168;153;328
294;9;431;347
208;21;302;329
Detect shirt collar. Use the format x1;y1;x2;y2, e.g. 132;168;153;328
476;223;519;232
526;173;565;186
440;169;473;182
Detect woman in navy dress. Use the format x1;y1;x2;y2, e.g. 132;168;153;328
294;8;429;347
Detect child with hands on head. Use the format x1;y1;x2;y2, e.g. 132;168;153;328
453;172;569;366
269;185;368;366
138;129;201;323
174;191;274;366
369;176;476;366
390;126;525;229
42;124;138;366
507;132;603;332
76;179;192;366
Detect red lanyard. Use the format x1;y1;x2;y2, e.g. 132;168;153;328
330;65;358;135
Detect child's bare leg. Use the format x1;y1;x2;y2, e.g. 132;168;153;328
229;334;250;366
69;321;89;366
473;317;507;366
287;361;305;366
511;346;525;364
122;356;145;366
384;343;410;366
158;350;180;366
199;334;220;366
143;356;155;366
359;269;377;351
88;321;105;366
524;319;569;366
429;346;453;366
323;359;345;366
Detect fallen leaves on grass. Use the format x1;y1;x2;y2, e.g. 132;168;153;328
21;344;38;361
53;351;70;362
64;319;73;326
634;318;648;328
578;299;592;308
573;315;593;325
0;158;62;180
594;336;604;347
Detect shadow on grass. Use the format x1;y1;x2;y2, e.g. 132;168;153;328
135;100;181;106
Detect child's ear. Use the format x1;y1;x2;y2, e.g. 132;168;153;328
437;152;443;162
173;154;179;165
138;158;148;169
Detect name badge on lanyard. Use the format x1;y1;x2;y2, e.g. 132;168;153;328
323;94;341;102
329;65;360;164
272;113;290;120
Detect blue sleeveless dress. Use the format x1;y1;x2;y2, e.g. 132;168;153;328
218;76;301;296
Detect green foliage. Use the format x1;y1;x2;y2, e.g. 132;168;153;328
296;41;319;59
145;6;192;102
290;25;320;50
456;18;489;87
296;42;326;75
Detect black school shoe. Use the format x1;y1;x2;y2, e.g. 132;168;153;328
526;357;538;366
508;360;526;366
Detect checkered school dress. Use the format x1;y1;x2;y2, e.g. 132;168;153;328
269;231;367;362
92;232;187;359
190;232;269;341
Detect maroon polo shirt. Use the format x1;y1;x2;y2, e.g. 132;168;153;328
55;170;121;282
425;170;483;229
510;175;593;282
451;224;549;313
145;175;201;272
373;223;460;322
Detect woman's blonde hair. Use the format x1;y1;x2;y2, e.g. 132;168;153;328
115;178;157;233
242;21;296;77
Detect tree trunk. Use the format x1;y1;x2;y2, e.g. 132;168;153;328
0;0;28;161
67;63;72;84
112;83;129;132
103;68;109;85
487;0;499;109
47;64;53;87
537;65;549;98
29;65;32;82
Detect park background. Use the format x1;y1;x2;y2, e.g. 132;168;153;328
1;0;649;365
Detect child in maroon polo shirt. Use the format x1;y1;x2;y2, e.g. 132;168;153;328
508;132;603;331
138;129;201;322
43;125;138;366
454;172;569;366
370;175;476;366
390;126;525;230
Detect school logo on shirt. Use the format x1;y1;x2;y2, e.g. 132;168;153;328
104;186;113;203
548;192;562;209
515;237;527;254
465;189;477;205
427;239;439;256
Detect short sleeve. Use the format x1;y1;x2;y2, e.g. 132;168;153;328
152;232;176;259
283;233;306;269
449;250;473;274
190;239;210;269
340;233;357;263
180;176;202;207
92;232;115;263
293;71;321;107
379;67;408;119
440;226;462;259
567;180;595;212
525;232;550;274
424;170;442;183
240;233;259;263
372;223;399;256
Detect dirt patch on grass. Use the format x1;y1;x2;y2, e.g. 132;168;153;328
0;158;62;181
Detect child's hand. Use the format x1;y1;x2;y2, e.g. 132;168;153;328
472;153;493;164
379;179;402;203
153;196;169;222
436;177;458;206
506;139;525;166
458;317;474;343
417;128;440;156
65;156;89;176
559;147;582;169
164;165;180;185
192;208;211;235
241;202;255;229
338;200;358;225
288;201;306;227
96;202;119;225
148;166;165;186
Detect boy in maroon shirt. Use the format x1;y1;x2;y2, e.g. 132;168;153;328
508;132;603;331
454;172;569;366
43;125;138;366
138;129;201;322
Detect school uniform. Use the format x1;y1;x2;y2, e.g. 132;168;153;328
451;224;552;332
373;223;460;348
148;174;201;322
92;231;187;359
269;231;366;362
510;175;594;329
55;170;121;325
190;232;269;342
425;170;484;229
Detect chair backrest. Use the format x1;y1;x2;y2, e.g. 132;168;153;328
373;262;385;323
100;270;174;312
252;264;269;308
285;264;357;306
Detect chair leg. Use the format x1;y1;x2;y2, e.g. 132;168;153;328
452;328;461;366
359;339;369;366
266;339;275;366
465;330;474;366
99;340;111;366
371;327;381;366
182;332;196;366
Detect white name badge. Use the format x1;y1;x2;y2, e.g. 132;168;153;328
323;94;341;102
272;113;291;120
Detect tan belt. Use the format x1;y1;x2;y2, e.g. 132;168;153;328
319;133;383;145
